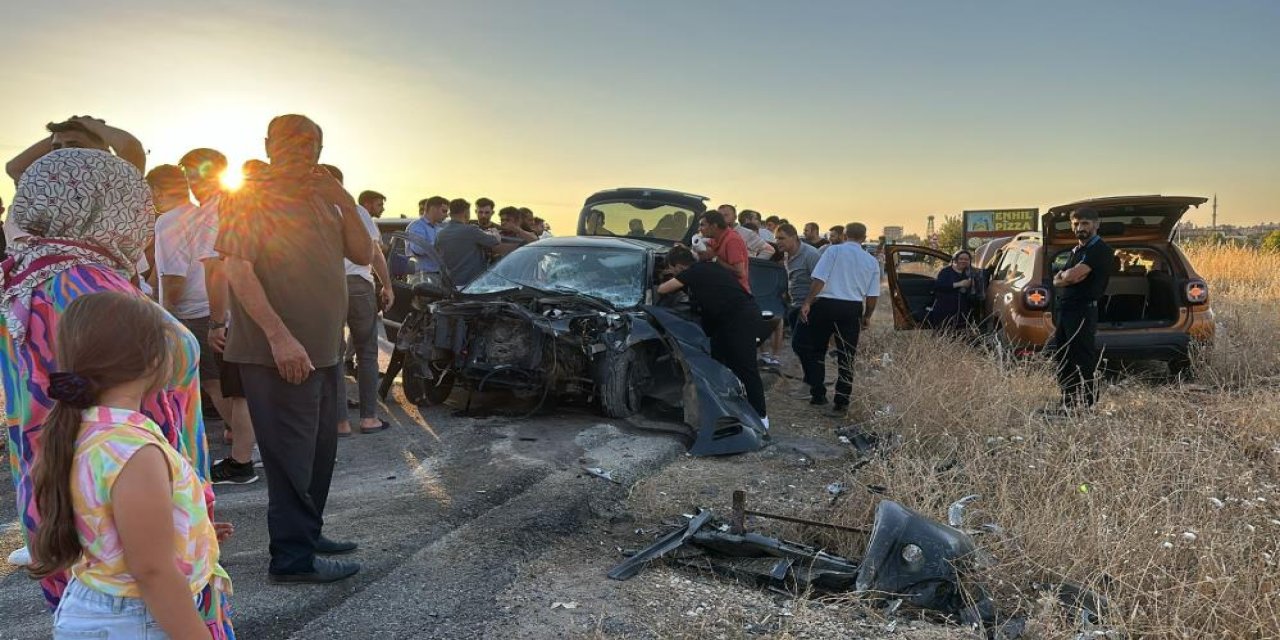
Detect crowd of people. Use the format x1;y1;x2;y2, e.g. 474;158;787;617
0;113;1112;639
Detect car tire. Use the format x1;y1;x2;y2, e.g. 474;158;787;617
598;346;646;419
1169;356;1194;381
404;353;455;407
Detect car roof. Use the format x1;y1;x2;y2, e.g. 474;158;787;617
583;187;709;210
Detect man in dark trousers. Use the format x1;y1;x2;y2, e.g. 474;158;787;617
657;246;768;430
799;223;880;411
217;114;373;583
1051;207;1114;410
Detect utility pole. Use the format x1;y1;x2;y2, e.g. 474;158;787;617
1212;193;1218;230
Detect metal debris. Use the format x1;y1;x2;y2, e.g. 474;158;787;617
583;466;620;483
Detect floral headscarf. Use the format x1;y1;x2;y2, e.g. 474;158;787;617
2;148;154;343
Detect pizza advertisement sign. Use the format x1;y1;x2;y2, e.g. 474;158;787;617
962;208;1038;250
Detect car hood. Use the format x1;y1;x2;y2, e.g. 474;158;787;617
1042;195;1207;247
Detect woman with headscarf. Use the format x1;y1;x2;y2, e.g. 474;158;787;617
1;149;234;637
924;249;981;334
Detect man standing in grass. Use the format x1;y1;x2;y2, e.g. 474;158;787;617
1051;207;1114;411
800;223;879;411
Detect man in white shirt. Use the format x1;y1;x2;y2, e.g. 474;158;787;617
322;165;394;437
742;210;776;244
726;207;775;259
161;149;262;484
799;222;880;411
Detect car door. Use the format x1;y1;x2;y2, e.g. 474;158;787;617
883;245;952;330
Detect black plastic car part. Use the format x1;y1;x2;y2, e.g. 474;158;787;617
643;306;766;456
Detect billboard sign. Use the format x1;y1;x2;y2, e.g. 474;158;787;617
962;208;1038;250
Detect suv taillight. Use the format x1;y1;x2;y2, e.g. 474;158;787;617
1023;285;1051;310
1185;279;1209;305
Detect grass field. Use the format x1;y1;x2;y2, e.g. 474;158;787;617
811;244;1280;637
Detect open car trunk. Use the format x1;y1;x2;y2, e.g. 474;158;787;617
1095;269;1181;329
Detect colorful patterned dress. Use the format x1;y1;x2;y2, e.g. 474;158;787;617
0;264;234;637
70;407;232;634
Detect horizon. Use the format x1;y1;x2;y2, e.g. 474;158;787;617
2;1;1277;238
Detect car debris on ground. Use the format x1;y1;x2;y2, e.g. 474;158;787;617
608;490;1120;639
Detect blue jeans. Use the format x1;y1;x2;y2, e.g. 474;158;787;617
53;579;170;639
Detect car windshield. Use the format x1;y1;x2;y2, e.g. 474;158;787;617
582;200;695;242
465;245;648;308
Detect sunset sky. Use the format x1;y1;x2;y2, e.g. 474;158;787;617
2;1;1276;237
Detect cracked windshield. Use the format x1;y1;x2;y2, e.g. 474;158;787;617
465;246;646;308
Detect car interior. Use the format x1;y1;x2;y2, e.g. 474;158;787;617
1049;246;1181;328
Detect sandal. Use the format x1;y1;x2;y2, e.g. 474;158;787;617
359;419;391;435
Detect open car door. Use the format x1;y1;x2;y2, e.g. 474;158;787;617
883;245;952;330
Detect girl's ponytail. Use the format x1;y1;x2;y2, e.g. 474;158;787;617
29;400;89;578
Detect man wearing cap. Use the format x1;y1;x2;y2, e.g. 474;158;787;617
217;115;373;584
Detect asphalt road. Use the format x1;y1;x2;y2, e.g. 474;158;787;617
0;389;687;639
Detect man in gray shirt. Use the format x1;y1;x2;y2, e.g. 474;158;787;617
435;198;520;288
775;224;823;397
217;114;373;584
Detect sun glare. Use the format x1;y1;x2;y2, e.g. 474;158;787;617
220;166;244;191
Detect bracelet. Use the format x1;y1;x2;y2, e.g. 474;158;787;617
210;322;228;330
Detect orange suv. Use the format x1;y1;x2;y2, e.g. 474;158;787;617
885;195;1215;375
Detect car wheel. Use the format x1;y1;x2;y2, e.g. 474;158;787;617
404;353;455;407
598;346;646;419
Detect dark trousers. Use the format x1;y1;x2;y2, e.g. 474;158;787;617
708;312;768;419
787;307;824;396
344;276;380;420
808;298;864;407
240;363;341;574
1053;304;1101;408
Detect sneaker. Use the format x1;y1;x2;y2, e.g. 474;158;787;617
211;458;259;485
809;395;828;406
7;546;31;566
269;557;361;584
251;444;263;468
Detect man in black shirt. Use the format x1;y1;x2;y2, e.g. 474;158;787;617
1051;207;1114;410
657;246;768;429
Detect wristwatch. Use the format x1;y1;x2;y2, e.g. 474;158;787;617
210;321;228;330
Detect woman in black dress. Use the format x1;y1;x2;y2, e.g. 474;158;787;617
925;250;977;332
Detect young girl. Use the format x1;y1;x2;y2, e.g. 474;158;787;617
29;291;232;639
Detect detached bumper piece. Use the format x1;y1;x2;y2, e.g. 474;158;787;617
610;500;1026;639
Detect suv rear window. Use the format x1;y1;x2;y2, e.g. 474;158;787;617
584;202;694;242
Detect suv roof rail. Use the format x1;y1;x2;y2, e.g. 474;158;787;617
1012;231;1042;243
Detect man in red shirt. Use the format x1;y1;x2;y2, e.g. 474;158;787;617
698;211;751;292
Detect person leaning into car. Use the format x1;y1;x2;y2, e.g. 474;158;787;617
1050;206;1114;411
657;246;769;431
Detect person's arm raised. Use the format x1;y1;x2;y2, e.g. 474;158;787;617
70;117;146;172
5;138;53;183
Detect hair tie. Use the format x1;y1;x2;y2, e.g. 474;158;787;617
47;372;96;409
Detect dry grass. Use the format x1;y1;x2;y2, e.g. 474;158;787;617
787;244;1280;638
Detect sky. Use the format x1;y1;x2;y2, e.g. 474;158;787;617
1;0;1277;237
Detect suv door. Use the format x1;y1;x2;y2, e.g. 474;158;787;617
884;245;952;329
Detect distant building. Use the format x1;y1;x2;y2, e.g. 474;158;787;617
883;226;904;242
